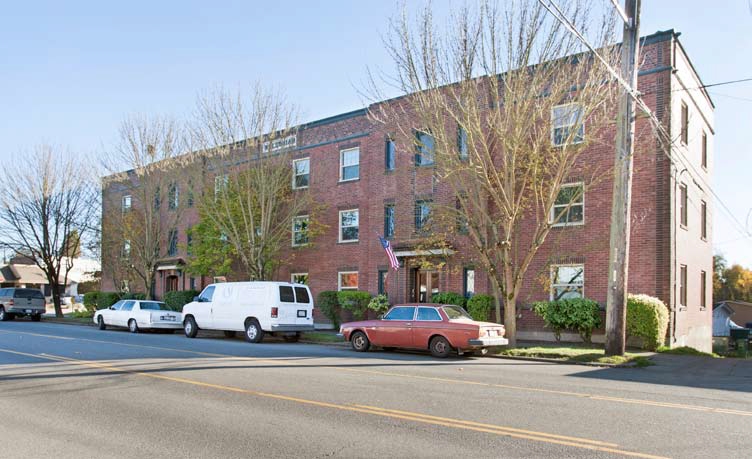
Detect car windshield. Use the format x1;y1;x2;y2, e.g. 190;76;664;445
442;305;474;321
139;302;165;311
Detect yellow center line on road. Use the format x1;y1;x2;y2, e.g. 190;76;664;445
1;328;750;418
0;347;668;459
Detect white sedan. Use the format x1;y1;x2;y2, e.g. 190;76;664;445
93;299;182;333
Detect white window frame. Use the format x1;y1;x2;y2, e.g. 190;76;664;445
292;215;310;247
291;273;309;285
338;271;359;291
549;264;584;301
122;195;132;212
293;157;310;190
122;240;131;258
550;182;585;227
168;183;179;210
551;103;585;146
339;147;360;182
338;209;359;243
214;174;229;198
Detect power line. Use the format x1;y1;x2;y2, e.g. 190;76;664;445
708;91;752;103
538;0;752;244
676;77;752;92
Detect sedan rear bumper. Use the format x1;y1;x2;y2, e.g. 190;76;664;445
467;337;509;347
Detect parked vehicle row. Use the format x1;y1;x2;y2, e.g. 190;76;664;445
86;281;508;358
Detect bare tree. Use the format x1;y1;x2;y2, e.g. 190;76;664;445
370;1;619;345
102;115;190;298
0;145;98;317
187;85;321;281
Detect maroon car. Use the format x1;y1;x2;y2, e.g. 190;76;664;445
338;304;508;358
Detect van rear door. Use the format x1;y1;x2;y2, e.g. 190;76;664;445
293;286;314;326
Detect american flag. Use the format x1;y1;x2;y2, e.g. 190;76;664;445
379;235;400;271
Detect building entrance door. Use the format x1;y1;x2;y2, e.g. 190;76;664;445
415;270;439;303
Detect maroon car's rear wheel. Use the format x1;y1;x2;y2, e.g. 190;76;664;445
351;331;370;352
429;336;452;358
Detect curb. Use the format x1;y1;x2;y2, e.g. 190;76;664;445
486;353;651;368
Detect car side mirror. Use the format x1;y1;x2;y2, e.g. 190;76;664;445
193;296;201;302
109;306;116;310
377;314;384;319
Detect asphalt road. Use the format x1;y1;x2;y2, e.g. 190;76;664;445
0;321;750;458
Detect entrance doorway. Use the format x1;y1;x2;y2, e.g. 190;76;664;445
415;270;439;303
165;275;178;293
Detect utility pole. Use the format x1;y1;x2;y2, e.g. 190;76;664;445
605;0;641;356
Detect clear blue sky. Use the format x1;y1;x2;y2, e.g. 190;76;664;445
1;1;751;266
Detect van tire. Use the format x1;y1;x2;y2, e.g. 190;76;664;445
244;319;264;343
351;331;370;352
223;331;237;338
0;306;6;321
97;316;106;330
184;316;198;338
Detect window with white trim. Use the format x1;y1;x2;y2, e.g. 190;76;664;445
550;264;584;300
339;209;359;242
338;271;359;291
340;148;359;181
292;215;309;246
551;183;584;226
291;273;308;285
293;158;310;189
552;104;584;146
122;240;131;258
168;183;179;210
122;195;132;212
214;174;229;198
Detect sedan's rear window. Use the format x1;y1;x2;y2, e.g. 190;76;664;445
140;302;164;311
14;289;44;299
417;307;441;321
294;287;310;304
279;286;295;303
443;305;474;321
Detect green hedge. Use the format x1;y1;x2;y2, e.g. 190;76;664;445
337;290;372;320
82;290;146;312
431;292;467;308
467;294;494;322
317;291;341;329
98;292;121;309
626;294;669;351
164;290;199;311
532;298;602;343
83;291;100;313
121;292;147;300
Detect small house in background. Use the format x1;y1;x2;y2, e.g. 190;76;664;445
0;255;100;300
713;300;752;336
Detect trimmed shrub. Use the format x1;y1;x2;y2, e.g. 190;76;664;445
98;292;121;309
317;291;341;329
532;298;602;343
367;294;390;316
83;291;100;313
338;290;372;321
164;290;199;311
431;292;466;308
467;294;494;322
626;294;669;351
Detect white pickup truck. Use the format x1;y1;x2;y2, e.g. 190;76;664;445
181;281;315;343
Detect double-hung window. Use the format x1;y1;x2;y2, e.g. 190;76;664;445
168;229;178;257
339;209;359;242
680;101;689;145
168;183;179;210
552;104;584;146
457;126;468;160
122;195;132;213
415;131;435;166
340;148;359;181
550;264;584;300
293;158;310;189
291;273;309;285
701;200;707;240
215;175;229;198
680;183;688;227
551;183;584;226
679;265;687;307
414;200;432;231
385;138;396;171
384;204;395;238
292;215;310;246
338;272;359;291
463;268;475;298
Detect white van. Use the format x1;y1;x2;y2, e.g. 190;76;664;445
181;282;315;343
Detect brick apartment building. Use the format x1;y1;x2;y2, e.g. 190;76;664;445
101;30;714;351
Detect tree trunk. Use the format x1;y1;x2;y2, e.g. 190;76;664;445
504;295;517;348
51;285;63;318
